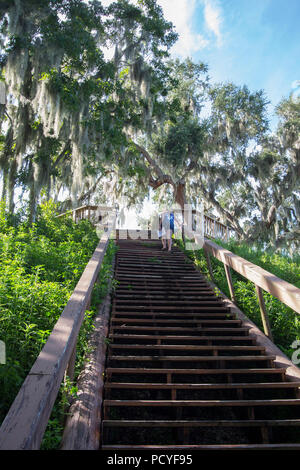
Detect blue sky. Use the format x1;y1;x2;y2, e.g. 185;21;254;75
158;0;300;129
98;0;300;223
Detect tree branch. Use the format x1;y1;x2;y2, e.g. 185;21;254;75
133;141;175;190
52;141;71;170
196;179;245;238
133;142;174;184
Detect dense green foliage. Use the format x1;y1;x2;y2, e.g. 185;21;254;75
0;201;116;447
0;0;177;220
0;0;298;249
179;238;300;358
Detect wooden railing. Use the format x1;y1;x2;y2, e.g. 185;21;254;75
0;228;113;450
192;210;235;241
56;205;236;242
56;204;114;226
188;230;300;341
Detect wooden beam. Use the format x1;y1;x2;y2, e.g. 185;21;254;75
224;264;236;303
61;257;116;450
203;248;215;283
255;285;273;341
204;239;300;315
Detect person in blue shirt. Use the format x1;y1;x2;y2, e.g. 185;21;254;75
161;210;175;251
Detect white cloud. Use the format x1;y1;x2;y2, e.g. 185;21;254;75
203;0;223;46
87;0;211;58
97;0;114;6
291;80;300;89
158;0;209;57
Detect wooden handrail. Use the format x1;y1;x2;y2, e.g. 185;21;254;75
56;205;113;220
184;227;300;339
192;210;235;241
203;239;300;316
0;228;113;450
56;205;236;241
193;210;227;229
56;204;98;218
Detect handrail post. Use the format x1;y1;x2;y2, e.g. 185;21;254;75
65;340;78;383
224;263;236;303
204;248;215;283
255;285;273;341
203;238;300;315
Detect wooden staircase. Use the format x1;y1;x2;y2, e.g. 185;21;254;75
101;239;300;450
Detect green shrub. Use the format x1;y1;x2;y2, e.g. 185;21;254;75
0;200;117;449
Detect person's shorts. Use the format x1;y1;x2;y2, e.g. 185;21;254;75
162;225;174;238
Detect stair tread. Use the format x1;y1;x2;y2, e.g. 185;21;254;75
104;398;300;406
111;312;233;316
111;319;241;323
104;382;300;389
101;444;300;449
109;334;253;341
105;367;285;374
110;326;250;331
109;355;274;360
109;344;265;351
103;418;300;426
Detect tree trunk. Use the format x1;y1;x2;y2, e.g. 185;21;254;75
28;161;38;225
1;126;14;205
174;181;187;209
174;181;189;242
8;158;17;214
1;166;8;202
29;182;37;225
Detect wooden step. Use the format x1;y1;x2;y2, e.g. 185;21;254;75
104;382;300;391
104;399;300;408
111;312;234;318
115;276;209;281
113;300;225;306
108;355;275;363
101;444;300;450
116;266;198;272
110;318;241;325
110;326;250;333
103;418;300;428
108;345;265;353
115;274;205;279
109;334;255;343
105;367;286;378
115;285;212;290
114;294;218;299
